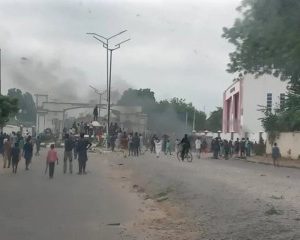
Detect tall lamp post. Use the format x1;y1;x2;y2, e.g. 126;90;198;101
0;48;2;95
89;85;106;121
86;32;130;134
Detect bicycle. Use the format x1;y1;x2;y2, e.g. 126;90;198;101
176;149;193;162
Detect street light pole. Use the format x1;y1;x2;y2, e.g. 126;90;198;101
86;31;130;135
0;48;2;95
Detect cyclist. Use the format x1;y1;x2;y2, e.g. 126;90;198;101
180;134;190;161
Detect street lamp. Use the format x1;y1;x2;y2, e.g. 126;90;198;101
0;48;2;95
89;85;106;121
86;31;127;102
86;31;130;135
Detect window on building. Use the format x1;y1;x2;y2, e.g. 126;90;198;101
267;93;272;111
280;93;285;109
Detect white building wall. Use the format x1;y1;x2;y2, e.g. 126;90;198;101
242;74;287;136
266;132;300;159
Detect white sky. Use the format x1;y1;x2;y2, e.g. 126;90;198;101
0;0;241;113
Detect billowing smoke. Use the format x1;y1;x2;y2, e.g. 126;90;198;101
6;56;87;101
149;106;191;138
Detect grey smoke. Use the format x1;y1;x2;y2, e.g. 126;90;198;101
7;55;87;101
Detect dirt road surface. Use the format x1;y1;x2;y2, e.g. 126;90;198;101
108;151;300;240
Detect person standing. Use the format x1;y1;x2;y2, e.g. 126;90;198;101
272;143;281;167
245;138;251;157
223;140;230;160
139;134;144;154
23;136;33;170
46;144;59;179
234;138;240;158
240;138;246;158
128;134;133;156
3;137;11;168
154;138;162;158
174;139;180;154
212;138;220;159
165;139;172;155
110;134;116;152
76;133;92;175
121;132;128;158
11;142;21;174
195;137;201;159
150;135;156;153
132;132;140;157
0;132;4;158
64;134;74;174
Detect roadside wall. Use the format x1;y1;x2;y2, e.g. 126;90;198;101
266;132;300;159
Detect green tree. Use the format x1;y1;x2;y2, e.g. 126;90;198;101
7;88;36;123
206;107;223;132
0;95;19;128
223;0;300;83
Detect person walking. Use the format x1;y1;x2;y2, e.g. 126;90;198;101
11;142;21;174
195;137;201;159
272;143;281;167
76;133;92;175
35;136;41;156
46;144;59;179
64;134;74;174
3;137;11;168
180;134;191;161
23;136;33;170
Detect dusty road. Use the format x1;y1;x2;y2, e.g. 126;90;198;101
1;148;300;240
0;149;146;240
108;152;300;240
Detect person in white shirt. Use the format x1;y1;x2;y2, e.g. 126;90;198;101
195;137;202;159
154;139;162;158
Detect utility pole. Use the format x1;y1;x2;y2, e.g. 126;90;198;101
185;111;188;128
192;109;196;131
0;48;2;95
86;32;130;135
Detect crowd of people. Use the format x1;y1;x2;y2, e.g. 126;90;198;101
0;131;92;179
0;132;36;173
1;125;283;179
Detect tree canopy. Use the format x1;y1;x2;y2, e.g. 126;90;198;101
7;88;36;124
206;107;223;132
0;95;19;128
223;0;300;83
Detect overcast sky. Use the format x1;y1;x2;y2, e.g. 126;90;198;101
0;0;241;113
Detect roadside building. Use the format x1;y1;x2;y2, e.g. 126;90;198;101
222;74;287;141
